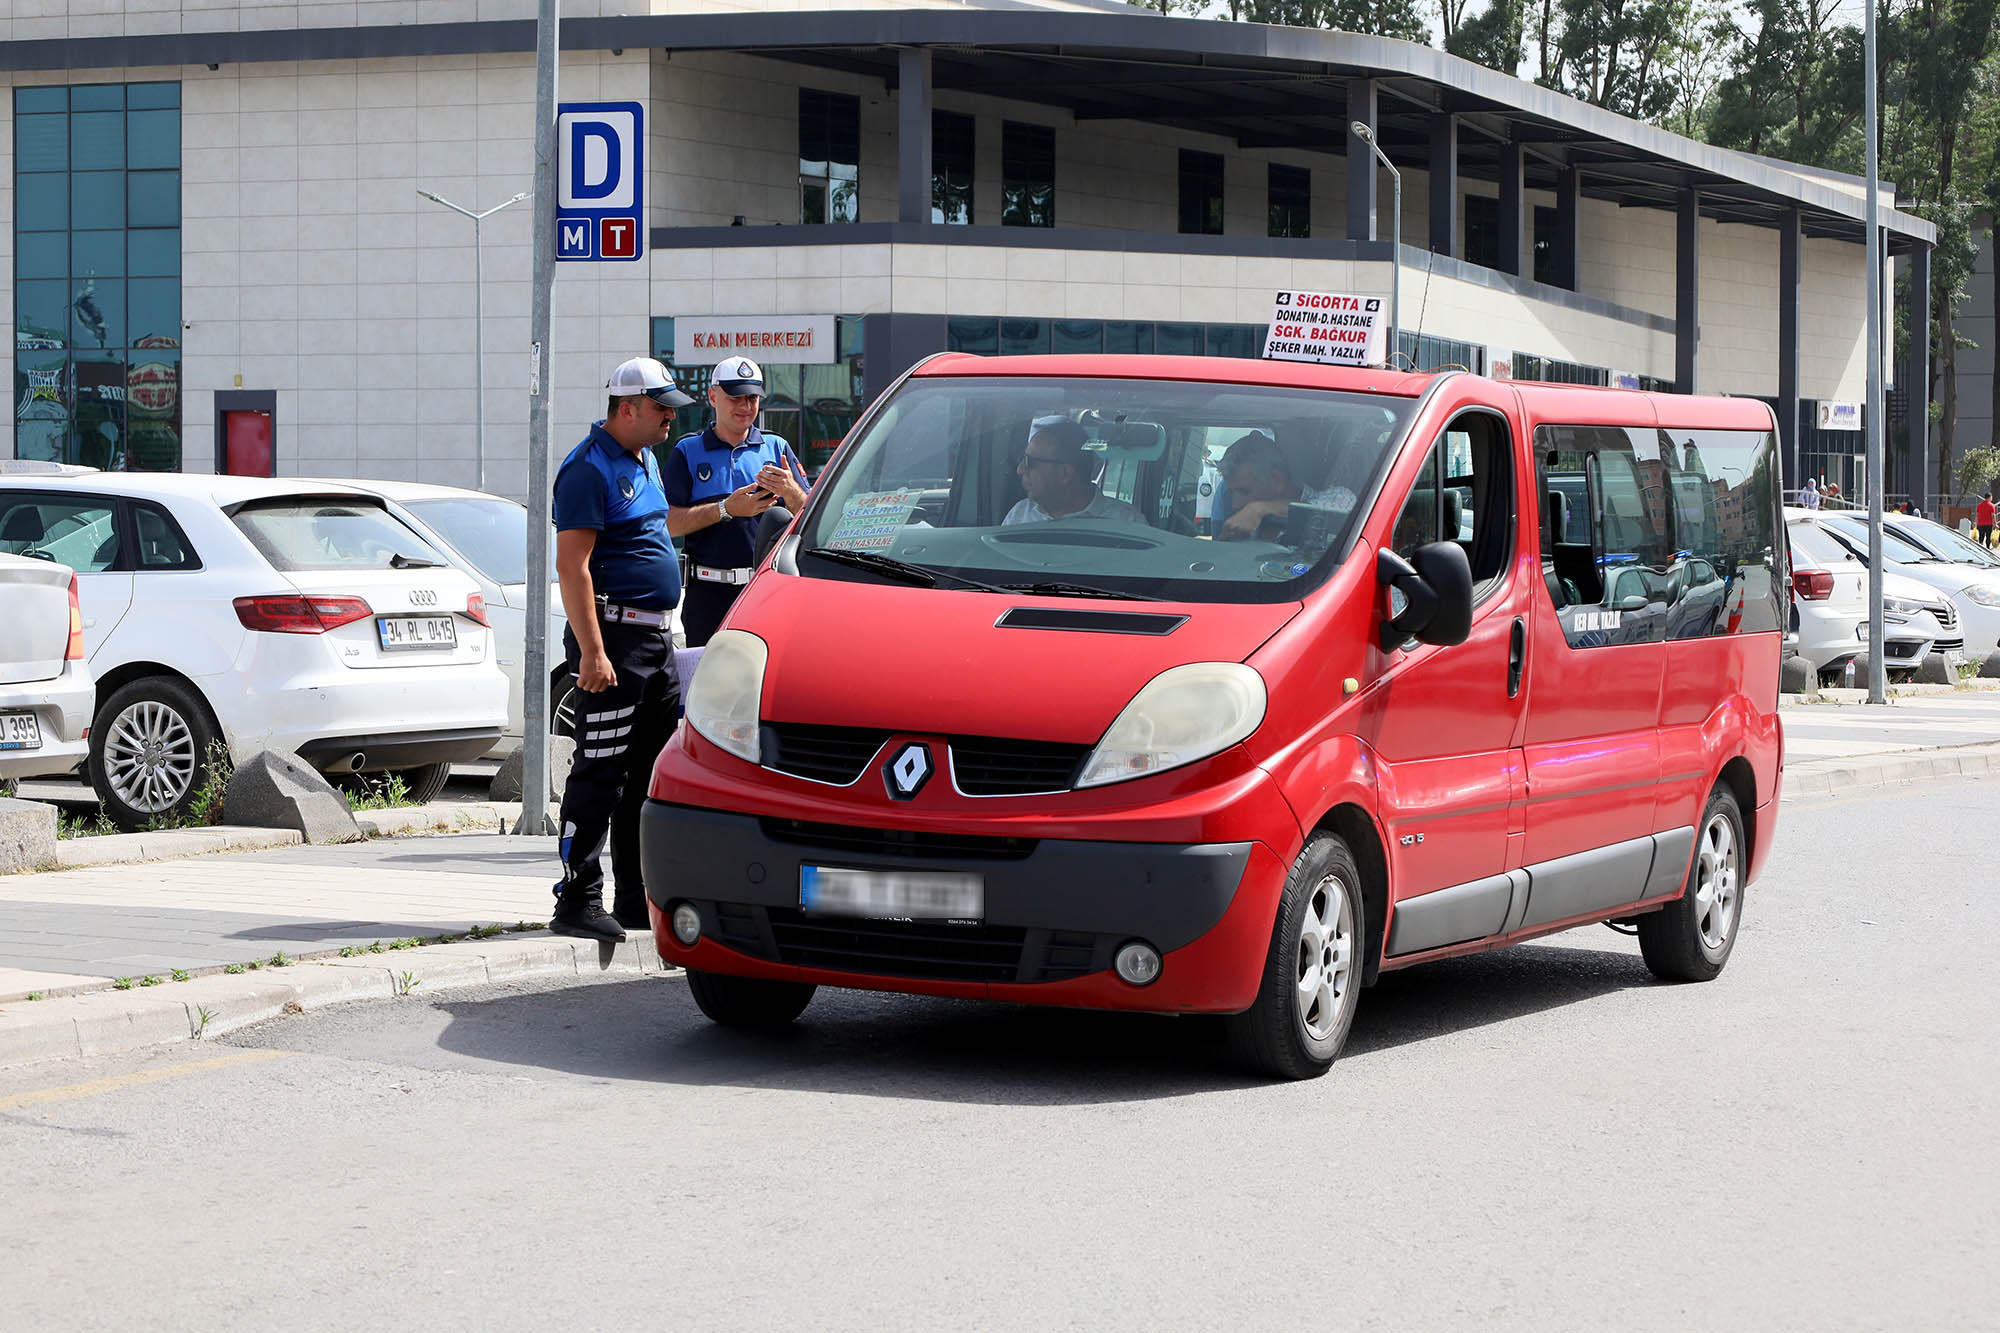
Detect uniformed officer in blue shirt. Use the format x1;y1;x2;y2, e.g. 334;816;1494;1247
664;356;809;645
548;356;694;943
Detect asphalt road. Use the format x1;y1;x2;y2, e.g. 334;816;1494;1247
2;777;1996;1330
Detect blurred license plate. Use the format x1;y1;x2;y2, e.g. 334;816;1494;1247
800;865;983;922
0;711;41;751
377;615;457;651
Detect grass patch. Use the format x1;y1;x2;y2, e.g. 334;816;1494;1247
223;963;245;975
56;810;119;839
267;951;290;968
113;977;133;990
170;968;190;983
343;772;414;812
138;975;162;987
25;992;41;1002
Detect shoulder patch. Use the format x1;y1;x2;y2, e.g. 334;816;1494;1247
619;476;636;500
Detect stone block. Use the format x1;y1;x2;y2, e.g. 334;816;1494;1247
1780;654;1818;694
1914;653;1956;686
221;751;362;845
1979;648;2000;679
488;735;576;802
0;798;58;874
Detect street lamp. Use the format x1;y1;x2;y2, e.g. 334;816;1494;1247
1351;121;1401;370
417;188;529;491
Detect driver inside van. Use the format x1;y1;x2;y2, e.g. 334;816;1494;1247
1003;418;1145;526
1216;430;1351;542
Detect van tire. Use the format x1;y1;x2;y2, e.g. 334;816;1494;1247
1225;832;1366;1080
685;968;816;1030
1640;785;1745;982
88;676;222;831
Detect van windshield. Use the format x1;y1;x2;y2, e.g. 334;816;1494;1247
797;375;1415;602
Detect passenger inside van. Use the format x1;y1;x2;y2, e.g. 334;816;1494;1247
1215;430;1352;542
1003;418;1145;526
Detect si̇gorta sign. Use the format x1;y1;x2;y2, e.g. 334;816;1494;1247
1262;290;1386;367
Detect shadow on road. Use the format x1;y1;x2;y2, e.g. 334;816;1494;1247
418;938;1657;1104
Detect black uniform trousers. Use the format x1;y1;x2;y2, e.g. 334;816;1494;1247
680;578;745;648
554;619;683;910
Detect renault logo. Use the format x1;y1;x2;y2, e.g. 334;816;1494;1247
884;742;933;801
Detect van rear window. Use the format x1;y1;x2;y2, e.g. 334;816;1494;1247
1537;424;1784;647
800;376;1414;603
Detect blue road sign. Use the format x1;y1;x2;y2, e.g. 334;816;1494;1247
556;101;643;262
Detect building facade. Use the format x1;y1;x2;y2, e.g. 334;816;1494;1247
2;0;1936;503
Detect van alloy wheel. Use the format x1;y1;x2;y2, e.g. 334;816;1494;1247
1639;784;1745;983
1295;872;1356;1042
103;699;196;814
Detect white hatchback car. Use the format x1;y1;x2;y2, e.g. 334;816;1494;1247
1820;511;2000;660
0;553;94;787
0;473;508;827
303;480;587;757
1786;510;1946;679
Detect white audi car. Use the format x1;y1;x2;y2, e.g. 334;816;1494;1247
0;472;508;828
0;552;95;788
1821;511;2000;661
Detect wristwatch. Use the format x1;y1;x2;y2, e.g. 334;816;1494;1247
715;498;731;523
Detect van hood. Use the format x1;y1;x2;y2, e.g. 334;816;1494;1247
746;573;1301;744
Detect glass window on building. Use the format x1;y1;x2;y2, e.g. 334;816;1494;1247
1001;122;1054;228
1179;150;1224;236
932;111;974;225
1464;193;1499;270
1268;163;1310;239
13;82;182;470
799;89;860;224
652;315;866;479
1533;205;1558;285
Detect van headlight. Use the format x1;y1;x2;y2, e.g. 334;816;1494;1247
684;629;766;763
1961;584;2000;607
1076;663;1266;789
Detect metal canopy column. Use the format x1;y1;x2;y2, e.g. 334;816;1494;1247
1676;188;1700;393
1778;208;1801;486
1346;79;1378;241
897;47;933;226
1553;165;1580;289
1428;113;1458;257
1497;141;1524;276
1905;242;1932;504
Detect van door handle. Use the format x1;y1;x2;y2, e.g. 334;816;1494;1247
1507;617;1526;698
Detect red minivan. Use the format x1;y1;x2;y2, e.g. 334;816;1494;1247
640;356;1784;1078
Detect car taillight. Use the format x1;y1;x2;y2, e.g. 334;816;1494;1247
1791;569;1835;601
65;575;84;660
463;594;489;627
233;594;374;634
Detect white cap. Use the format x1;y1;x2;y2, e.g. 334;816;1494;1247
606;357;694;408
710;356;765;397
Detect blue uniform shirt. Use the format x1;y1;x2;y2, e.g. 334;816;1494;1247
552;423;681;610
664;423;794;570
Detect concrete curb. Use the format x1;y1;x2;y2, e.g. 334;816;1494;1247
0;931;675;1069
1;800;535;875
1782;739;2000;800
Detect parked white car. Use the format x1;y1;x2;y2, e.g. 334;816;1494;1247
304;479;672;756
1786;510;1943;679
1821;511;2000;661
0;473;508;827
0;553;94;786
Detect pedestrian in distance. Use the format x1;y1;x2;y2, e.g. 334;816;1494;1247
664;356;810;646
1798;477;1821;510
1979;492;1994;548
548;356;695;944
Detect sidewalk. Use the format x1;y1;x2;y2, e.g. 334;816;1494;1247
4;688;2000;1068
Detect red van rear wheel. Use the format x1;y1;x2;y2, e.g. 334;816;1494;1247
1225;832;1366;1080
1639;785;1744;982
685;968;817;1030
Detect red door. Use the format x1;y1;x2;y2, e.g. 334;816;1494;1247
222;410;273;477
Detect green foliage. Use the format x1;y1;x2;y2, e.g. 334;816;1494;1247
1956;443;2000;493
113;977;133;990
344;772;413;813
25;992;42;1002
138;975;161;987
55;810;118;840
193;1005;215;1038
1226;0;1429;42
267;951;290;968
170;969;190;983
224;963;245;975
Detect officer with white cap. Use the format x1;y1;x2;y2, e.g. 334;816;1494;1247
664;355;809;645
546;356;694;943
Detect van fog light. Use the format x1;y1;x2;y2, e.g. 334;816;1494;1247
1114;941;1162;986
670;903;702;946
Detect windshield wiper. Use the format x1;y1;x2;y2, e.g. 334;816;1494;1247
1003;580;1163;602
802;546;1010;594
389;553;444;569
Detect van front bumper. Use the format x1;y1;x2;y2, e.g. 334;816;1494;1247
640;800;1286;1013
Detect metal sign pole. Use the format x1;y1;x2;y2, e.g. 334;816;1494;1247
1864;0;1886;705
515;0;559;835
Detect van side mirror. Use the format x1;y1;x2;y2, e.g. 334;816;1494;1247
1376;542;1473;651
752;505;794;566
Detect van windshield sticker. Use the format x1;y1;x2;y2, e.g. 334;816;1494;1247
826;489;925;553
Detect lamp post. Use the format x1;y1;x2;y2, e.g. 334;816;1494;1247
417;188;529;491
1352;121;1400;370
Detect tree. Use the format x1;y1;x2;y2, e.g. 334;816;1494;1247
1228;0;1429;42
1447;0;1529;75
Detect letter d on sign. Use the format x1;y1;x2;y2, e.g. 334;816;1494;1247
568;123;621;200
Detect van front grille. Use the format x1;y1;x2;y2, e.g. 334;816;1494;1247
760;723;887;785
949;736;1091;795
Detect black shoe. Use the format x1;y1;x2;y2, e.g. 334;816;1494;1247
550;896;627;944
612;897;651;931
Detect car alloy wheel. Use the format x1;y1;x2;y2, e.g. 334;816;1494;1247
1691;806;1740;953
103;699;197;815
1294;871;1356;1042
